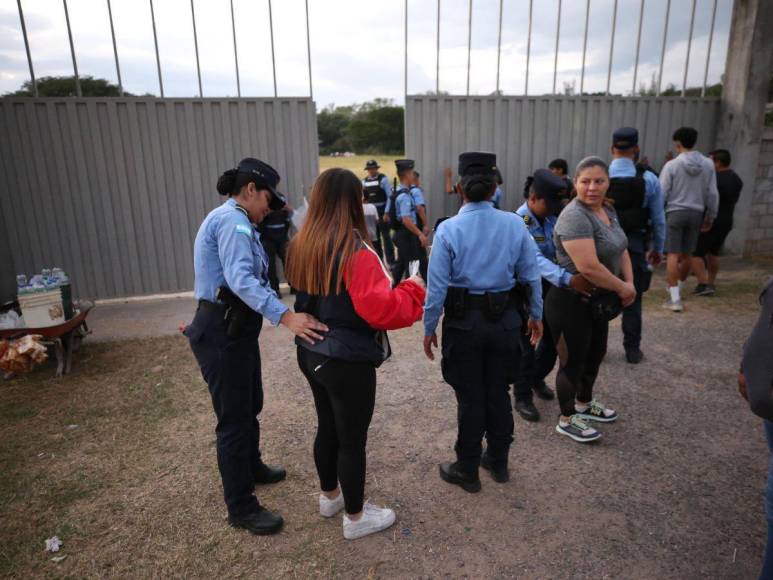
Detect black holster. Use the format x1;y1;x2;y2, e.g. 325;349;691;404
216;286;261;338
445;287;467;319
511;283;532;327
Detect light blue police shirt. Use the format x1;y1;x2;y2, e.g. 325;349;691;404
386;183;421;214
492;186;503;209
395;186;418;224
424;201;543;336
193;198;289;325
608;157;666;254
515;202;573;288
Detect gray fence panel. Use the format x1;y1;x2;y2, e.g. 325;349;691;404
0;97;318;303
406;95;721;229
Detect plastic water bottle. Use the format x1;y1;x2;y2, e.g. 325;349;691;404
51;267;64;284
16;274;28;295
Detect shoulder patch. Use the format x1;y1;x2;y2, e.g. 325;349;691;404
235;224;253;236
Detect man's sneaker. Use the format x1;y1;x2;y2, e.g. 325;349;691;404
575;399;618;423
342;501;396;540
319;492;345;518
695;283;715;296
555;415;601;443
662;298;684;312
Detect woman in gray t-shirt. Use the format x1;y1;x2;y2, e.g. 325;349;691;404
547;157;636;444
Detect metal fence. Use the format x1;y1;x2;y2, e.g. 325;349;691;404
405;94;721;226
0;97;318;302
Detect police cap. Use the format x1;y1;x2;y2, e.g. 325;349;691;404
532;168;566;211
612;127;639;150
458;151;497;177
236;157;286;210
364;159;380;170
395;159;415;171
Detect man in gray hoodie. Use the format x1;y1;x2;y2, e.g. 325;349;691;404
659;127;719;311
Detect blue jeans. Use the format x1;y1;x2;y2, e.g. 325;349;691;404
761;420;773;579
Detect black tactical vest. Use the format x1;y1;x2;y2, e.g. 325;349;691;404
363;173;387;205
607;166;649;233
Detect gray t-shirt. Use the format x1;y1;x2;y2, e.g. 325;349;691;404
554;199;628;276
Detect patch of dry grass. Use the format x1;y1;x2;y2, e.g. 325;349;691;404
319;155;402;183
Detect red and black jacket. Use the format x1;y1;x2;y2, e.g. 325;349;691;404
294;244;425;366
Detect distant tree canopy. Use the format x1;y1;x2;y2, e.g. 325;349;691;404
318;99;404;155
7;76;132;97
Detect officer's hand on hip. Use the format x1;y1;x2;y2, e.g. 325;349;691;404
527;319;543;347
423;334;438;360
280;311;329;345
569;274;594;297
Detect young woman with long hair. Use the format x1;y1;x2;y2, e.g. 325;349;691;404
285;168;426;540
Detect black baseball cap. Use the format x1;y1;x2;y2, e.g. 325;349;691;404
365;159;380;170
236;157;286;210
532;168;566;212
458;152;497;177
612;127;639;150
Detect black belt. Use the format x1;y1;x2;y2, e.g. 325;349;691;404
198;299;226;313
464;293;516;310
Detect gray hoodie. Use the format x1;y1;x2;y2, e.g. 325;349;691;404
659;151;720;222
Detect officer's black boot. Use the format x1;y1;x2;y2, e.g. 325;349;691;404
439;462;481;493
228;507;284;535
532;380;555;401
514;398;540;422
255;462;287;485
480;451;509;483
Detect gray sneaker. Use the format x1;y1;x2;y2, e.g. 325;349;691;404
555;415;601;443
662;298;684;312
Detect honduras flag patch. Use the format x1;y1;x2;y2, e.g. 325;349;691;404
235;224;252;237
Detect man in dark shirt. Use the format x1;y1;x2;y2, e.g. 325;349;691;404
690;149;743;296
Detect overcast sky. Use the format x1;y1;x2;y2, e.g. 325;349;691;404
0;0;732;106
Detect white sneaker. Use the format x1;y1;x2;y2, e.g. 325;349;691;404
662;299;684;312
342;500;396;540
319;492;345;518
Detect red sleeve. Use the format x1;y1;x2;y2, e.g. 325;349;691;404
343;248;426;331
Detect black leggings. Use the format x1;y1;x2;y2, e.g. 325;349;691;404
545;287;609;417
297;347;376;515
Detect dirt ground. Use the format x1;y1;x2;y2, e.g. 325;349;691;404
1;258;772;579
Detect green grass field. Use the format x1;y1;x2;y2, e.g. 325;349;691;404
319;154;402;182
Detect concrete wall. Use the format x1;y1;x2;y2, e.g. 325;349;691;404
0;97;318;303
405;95;721;228
745;127;773;255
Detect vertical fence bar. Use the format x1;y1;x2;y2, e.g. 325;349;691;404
190;0;203;97
436;0;441;93
656;0;671;96
230;0;240;97
466;0;473;96
305;0;313;99
681;0;696;97
495;0;503;94
606;0;617;95
62;0;81;96
268;0;277;97
579;0;590;95
553;0;561;94
149;0;164;97
16;0;37;97
404;0;408;101
632;0;644;96
106;0;123;95
701;0;717;97
525;0;532;95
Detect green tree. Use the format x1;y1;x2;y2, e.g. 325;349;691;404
317;99;405;155
7;75;131;97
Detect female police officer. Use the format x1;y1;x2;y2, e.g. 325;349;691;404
423;152;544;491
185;157;327;535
